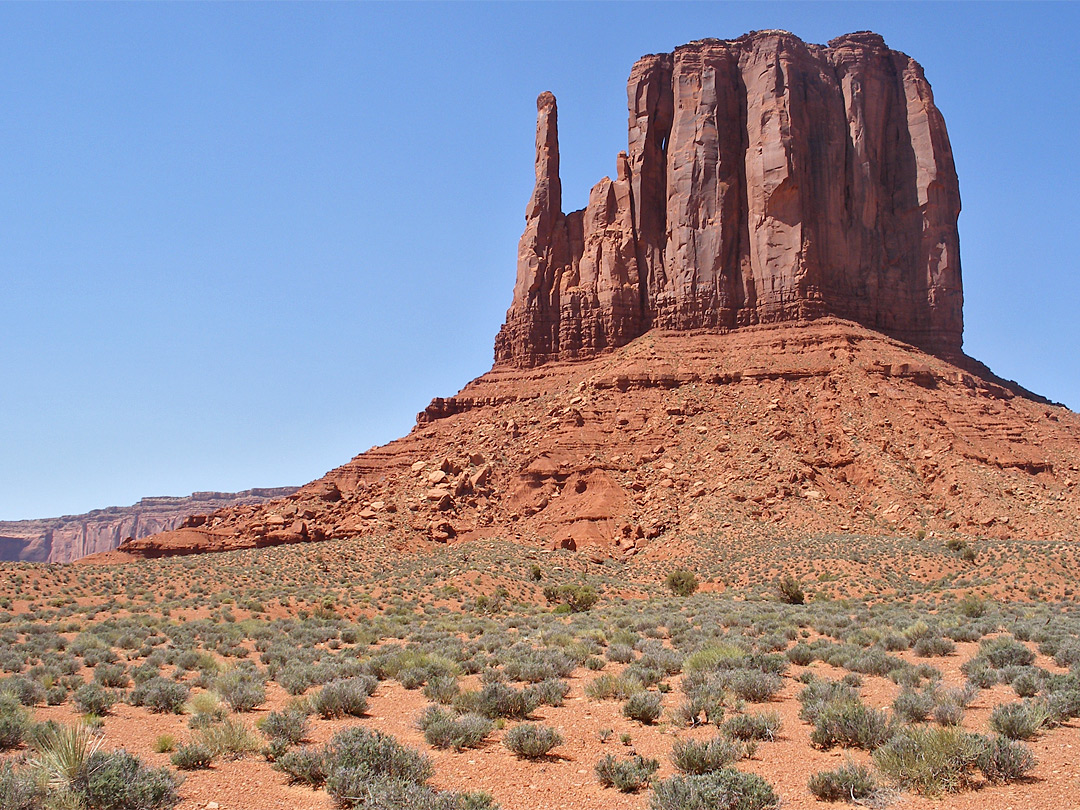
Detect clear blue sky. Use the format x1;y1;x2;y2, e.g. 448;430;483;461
2;2;1077;520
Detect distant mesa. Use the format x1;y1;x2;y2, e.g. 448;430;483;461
495;30;963;367
0;488;297;563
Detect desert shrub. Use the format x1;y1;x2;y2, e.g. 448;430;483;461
671;737;743;774
325;726;433;787
623;691;663;724
893;688;934;723
913;636;956;658
185;691;228;728
314;678;371;719
327;778;497;810
0;761;43;810
419;706;492;751
776;575;804;605
1011;669;1042;698
977;735;1037;784
722;670;783;703
73;682;117;716
786;643;815;666
807;760;876;802
797;680;859;724
595;753;660;792
194;717;259;759
0;693;29;749
215;668;266;712
607;644;635;663
171;742;213;770
274;746;327;786
502;723;562;758
1;676;45;706
587;672;644;701
476;682;537;719
810;701;893;750
665;570;699;597
989;701;1049;740
723;711;781;742
93;663;129;688
1044;688;1080;724
873;726;983;794
130;678;189;714
82;749;181;810
259;707;309;746
542;584;599;612
527;678;570;707
423;674;460;704
650;769;779;810
979;637;1035;669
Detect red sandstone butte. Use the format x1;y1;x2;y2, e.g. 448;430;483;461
494;31;963;367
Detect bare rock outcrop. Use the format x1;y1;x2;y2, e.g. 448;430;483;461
495;31;963;366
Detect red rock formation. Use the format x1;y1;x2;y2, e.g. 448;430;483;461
495;31;963;366
0;488;296;563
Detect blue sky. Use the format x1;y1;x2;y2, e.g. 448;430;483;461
2;2;1077;520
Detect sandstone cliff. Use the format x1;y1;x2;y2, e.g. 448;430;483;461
0;488;296;563
494;31;963;366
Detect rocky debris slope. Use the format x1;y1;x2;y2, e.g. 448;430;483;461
495;31;963;367
0;488;296;562
96;319;1080;563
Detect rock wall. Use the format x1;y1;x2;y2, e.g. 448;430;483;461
495;31;963;366
0;488;297;563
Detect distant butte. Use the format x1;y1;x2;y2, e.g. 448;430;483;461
87;31;1080;564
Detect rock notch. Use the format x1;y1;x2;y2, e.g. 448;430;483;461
495;31;963;367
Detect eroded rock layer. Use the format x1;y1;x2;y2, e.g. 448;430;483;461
495;31;963;367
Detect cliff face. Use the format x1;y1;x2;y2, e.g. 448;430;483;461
494;31;963;366
0;488;297;563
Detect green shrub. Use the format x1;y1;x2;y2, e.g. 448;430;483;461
274;746;326;786
325;726;433;786
595;754;660;792
893;688;934;723
776;575;804;605
977;735;1037;784
314;678;371;719
989;701;1049;740
650;769;779;810
502;723;562;758
979;637;1035;669
82;750;181;810
873;726;983;794
153;734;177;754
215;669;266;712
623;691;663;724
0;761;43;810
0;693;29;749
130;678;189;714
73;683;117;716
419;706;492;751
671;737;743;774
723;711;781;742
259;708;309;746
665;570;699;597
542;584;599;612
193;717;259;759
586;672;643;701
171;742;213;770
476;683;537;719
807;760;876;802
810;701;893;750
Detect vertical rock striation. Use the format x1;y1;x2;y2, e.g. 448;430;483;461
494;31;964;366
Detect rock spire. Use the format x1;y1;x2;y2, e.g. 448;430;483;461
494;31;964;366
